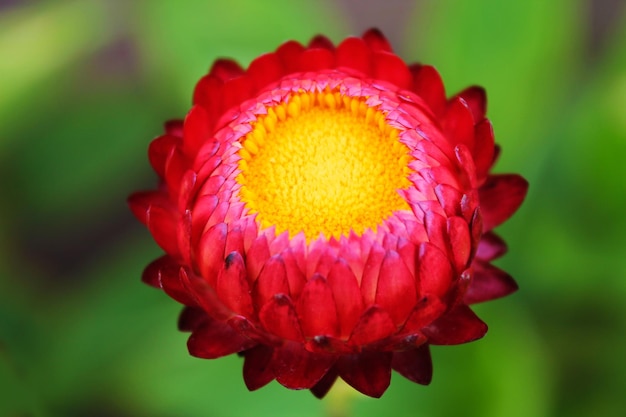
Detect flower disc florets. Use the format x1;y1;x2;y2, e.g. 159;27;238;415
129;29;528;398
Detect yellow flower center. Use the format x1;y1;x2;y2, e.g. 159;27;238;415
236;90;412;240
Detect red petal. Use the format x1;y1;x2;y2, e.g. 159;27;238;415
308;34;335;50
148;134;179;178
337;351;392;398
475;231;507;261
298;48;335;71
258;294;303;341
327;260;364;338
392;344;432;385
464;261;518;304
455;86;486;122
423;305;487;345
128;191;166;225
216;252;254;317
411;64;447;116
161;267;197;306
141;255;171;288
146;204;180;257
164;119;183;137
196;222;227;287
479;174;529;231
348;306;396;346
360;243;385;305
375;251;417;325
446;216;472;272
243;345;275;391
183;105;213;158
209;59;244;81
296;275;339;337
221;75;254;111
187;317;254;359
401;296;447;334
434;183;464;218
273;342;335;389
473;119;496;182
247;53;284;91
362;28;393;52
192;74;223;118
276;40;305;73
418;242;454;298
178;306;207;331
372;51;412;90
310;367;338;399
336;37;371;75
443;97;475;151
246;235;271;281
253;255;289;307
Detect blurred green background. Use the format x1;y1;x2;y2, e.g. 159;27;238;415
1;0;625;416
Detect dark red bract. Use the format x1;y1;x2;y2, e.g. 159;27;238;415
129;29;528;398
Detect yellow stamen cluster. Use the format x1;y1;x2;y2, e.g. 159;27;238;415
237;90;412;240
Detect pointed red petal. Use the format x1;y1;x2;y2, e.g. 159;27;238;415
183;105;212;159
296;275;339;337
375;251;417;325
392;344;432;385
447;216;472;272
308;34;335;50
141;255;172;288
362;28;393;52
473;119;496;182
310;366;338;399
336;37;371;75
479;174;529;231
187;318;254;359
423;305;487;345
216;252;254;317
455;86;486;122
348;306;396;346
327;260;364;338
253;255;289;307
247;53;284;91
418;241;454;299
178;306;207;331
443;97;475;150
273;342;335;389
246;235;271;281
160;266;197;306
276;40;305;73
475;231;508;261
243;345;275;391
411;64;447;116
147;134;179;178
337;351;392;398
360;243;385;305
372;51;412;90
465;261;518;304
298;48;335;71
146;204;180;257
209;59;244;81
258;294;303;341
196;222;227;287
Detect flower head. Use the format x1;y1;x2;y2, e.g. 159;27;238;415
129;29;528;398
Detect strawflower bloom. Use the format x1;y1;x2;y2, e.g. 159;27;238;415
129;29;528;398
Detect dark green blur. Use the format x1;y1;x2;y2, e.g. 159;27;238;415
1;1;625;416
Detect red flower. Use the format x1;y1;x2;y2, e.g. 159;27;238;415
129;29;527;398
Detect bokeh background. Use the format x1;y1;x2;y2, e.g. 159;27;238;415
1;0;625;416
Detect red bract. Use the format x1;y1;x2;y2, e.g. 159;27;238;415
129;29;527;398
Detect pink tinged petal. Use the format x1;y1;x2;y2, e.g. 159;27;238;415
209;58;244;81
243;345;275;391
423;305;487;345
476;231;508;261
447;216;472;272
281;249;307;299
454;143;478;190
418;242;454;298
310;367;339;399
375;251;417;325
247;53;284;91
224;225;245;260
308;34;335;50
411;64;447;117
336;37;371;75
327;260;365;338
362;28;393;52
178;306;207;331
455;86;487;122
272;342;336;389
146;204;180;257
434;183;464;218
424;211;449;256
147;134;179;178
479;174;529;231
187;317;255;359
258;294;303;342
197;223;227;287
183;105;213;158
216;252;254;317
276;40;305;73
465;261;518;304
296;275;339;338
360;243;385;305
392;344;433;385
372;51;413;90
337;351;392;398
348;306;396;346
246;235;271;282
253;255;289;307
396;238;417;278
473;119;496;182
298;48;335;71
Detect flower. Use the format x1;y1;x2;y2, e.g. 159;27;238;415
128;29;528;398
